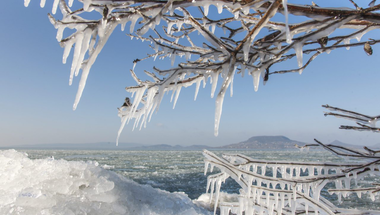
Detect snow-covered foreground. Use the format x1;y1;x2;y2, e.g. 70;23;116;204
0;150;212;215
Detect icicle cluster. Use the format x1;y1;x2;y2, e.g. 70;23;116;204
203;148;380;215
25;0;380;139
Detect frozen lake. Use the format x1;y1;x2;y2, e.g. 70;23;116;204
1;149;379;214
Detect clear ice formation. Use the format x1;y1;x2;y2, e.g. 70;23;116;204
0;149;210;215
203;148;380;215
24;0;380;140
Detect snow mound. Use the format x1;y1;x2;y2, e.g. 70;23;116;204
0;150;211;215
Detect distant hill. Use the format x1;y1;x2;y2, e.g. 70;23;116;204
220;135;306;150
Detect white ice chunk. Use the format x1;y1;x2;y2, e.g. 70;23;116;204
0;150;209;215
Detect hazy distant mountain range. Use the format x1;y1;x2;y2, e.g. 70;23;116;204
220;135;305;150
4;135;378;150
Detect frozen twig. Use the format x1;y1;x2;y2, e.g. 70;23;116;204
25;0;380;139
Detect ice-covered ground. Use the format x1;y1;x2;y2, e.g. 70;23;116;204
0;150;211;215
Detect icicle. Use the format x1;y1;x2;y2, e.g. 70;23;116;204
40;0;46;8
243;40;251;62
83;0;91;11
280;193;285;208
247;176;253;198
214;59;235;136
230;69;235;97
370;193;376;201
73;24;117;110
177;22;183;32
185;52;191;61
24;0;31;7
274;192;279;209
282;0;292;43
240;64;246;77
130;15;139;33
204;162;209;175
210;23;216;34
56;26;65;42
217;3;223;14
69;32;84;85
281;167;286;179
209;179;215;202
344;38;350;50
167;22;175;35
68;0;74;7
294;42;304;70
344;178;350;189
99;19;107;38
256;189;261;205
210;71;219;98
262;165;267;176
305;203;309;214
120;21;127;31
252;68;263;92
62;40;74;64
52;0;59;14
356;191;362;198
296;167;300;177
169;1;174;16
213;179;223;215
171;53;176;66
352;171;357;179
355;29;369;42
194;79;201;101
75;29;92;77
203;4;210;16
116;115;128;146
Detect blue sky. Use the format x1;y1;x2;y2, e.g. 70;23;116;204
1;1;380;147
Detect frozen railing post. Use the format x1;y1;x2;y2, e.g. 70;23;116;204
23;1;380;141
202;105;380;214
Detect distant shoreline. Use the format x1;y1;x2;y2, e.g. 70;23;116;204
2;135;372;151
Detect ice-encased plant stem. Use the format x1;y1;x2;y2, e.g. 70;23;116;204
203;106;380;214
24;0;380;140
203;144;380;215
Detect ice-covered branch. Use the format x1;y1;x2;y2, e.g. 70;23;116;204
323;104;380;130
203;147;380;214
203;103;380;213
25;0;380;139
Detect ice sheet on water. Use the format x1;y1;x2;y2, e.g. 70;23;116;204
0;150;211;215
